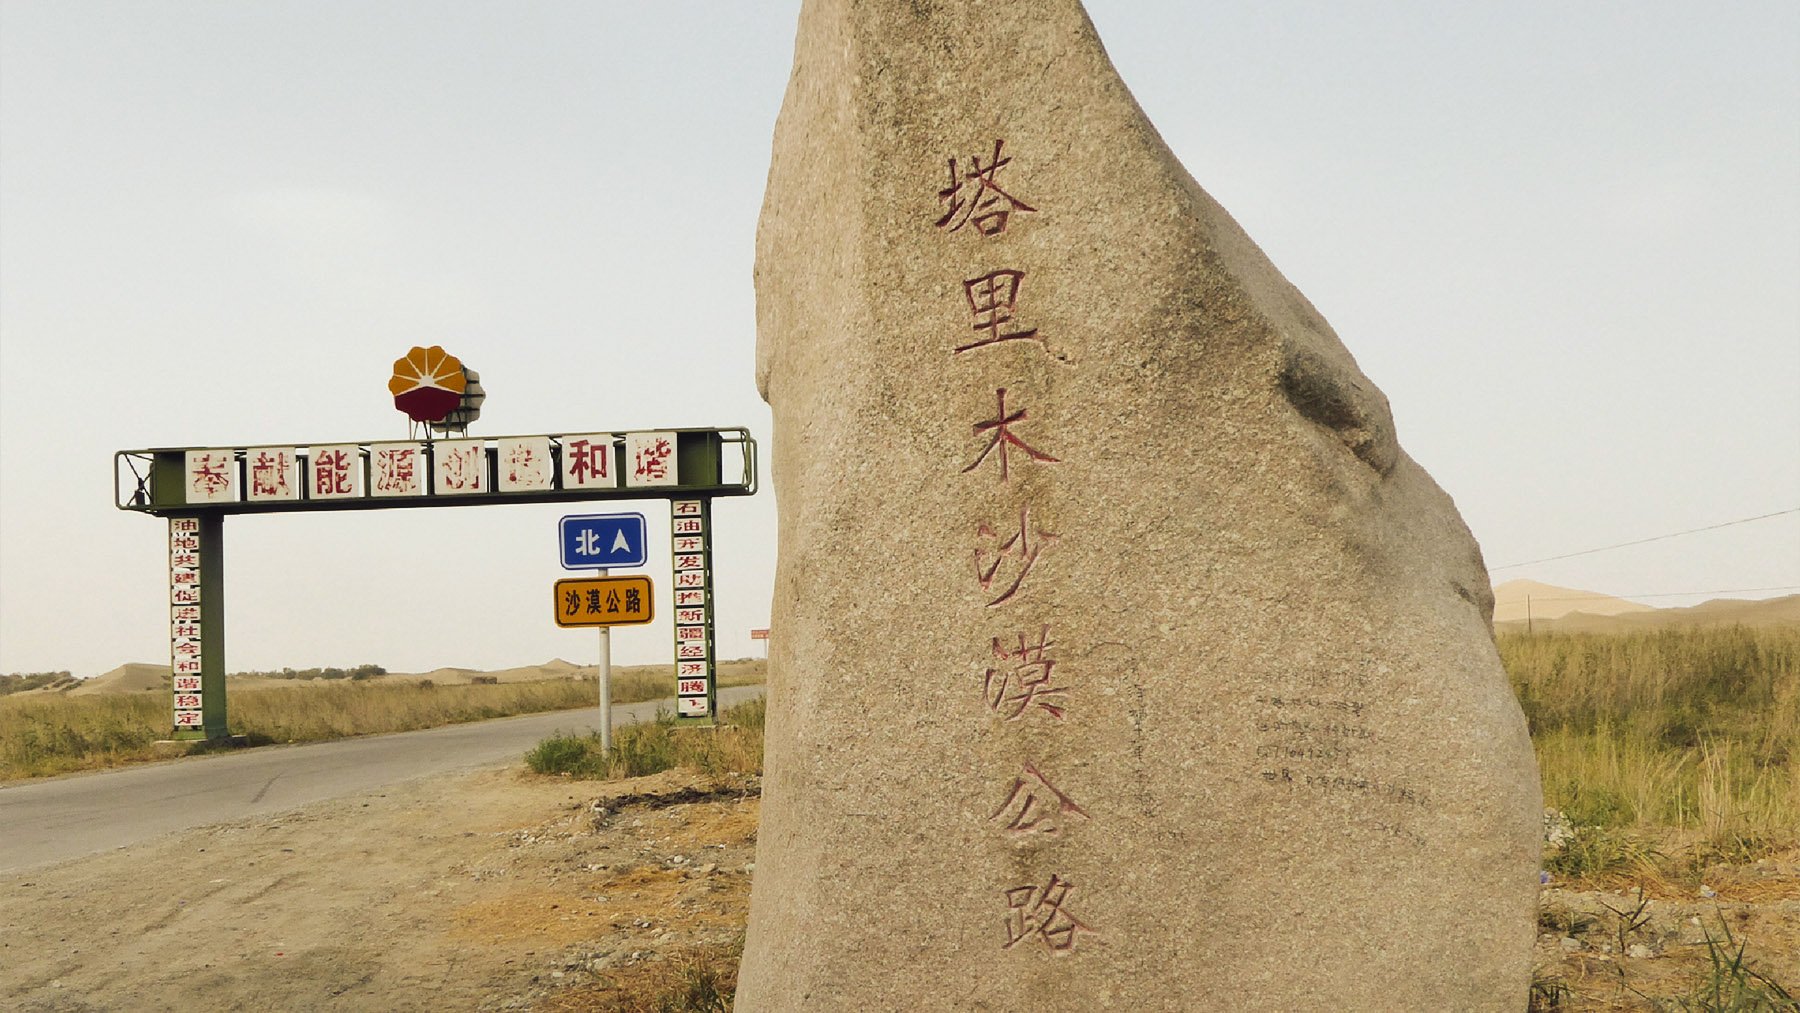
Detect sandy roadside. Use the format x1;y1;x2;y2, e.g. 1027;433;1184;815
1;767;757;1012
5;760;1793;1011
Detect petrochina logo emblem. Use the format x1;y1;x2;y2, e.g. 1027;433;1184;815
389;345;467;422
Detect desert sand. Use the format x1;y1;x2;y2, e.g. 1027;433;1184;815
1492;580;1799;634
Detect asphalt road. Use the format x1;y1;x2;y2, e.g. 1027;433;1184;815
0;686;762;874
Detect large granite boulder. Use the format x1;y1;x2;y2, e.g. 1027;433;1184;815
740;2;1541;1009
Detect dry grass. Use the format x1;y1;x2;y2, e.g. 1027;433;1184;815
1511;627;1800;1007
0;661;768;782
0;678;595;780
607;661;762;706
232;679;599;742
1502;625;1800;867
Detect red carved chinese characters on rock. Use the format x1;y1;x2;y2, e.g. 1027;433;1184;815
959;269;1045;354
989;761;1089;835
963;387;1059;481
983;626;1068;720
1003;875;1094;952
935;139;1103;953
975;504;1057;608
936;139;1036;238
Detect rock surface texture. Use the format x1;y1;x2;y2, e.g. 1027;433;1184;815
741;2;1541;1009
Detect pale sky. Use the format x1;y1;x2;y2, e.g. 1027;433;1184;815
3;2;1796;677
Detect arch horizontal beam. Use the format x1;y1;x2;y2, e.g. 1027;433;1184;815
115;427;756;517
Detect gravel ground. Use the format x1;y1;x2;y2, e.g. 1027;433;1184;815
1;766;758;1012
1530;852;1799;1009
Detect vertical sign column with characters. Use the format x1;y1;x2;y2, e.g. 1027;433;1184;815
167;514;225;739
671;499;716;724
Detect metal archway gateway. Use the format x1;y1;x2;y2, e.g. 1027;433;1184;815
114;427;756;740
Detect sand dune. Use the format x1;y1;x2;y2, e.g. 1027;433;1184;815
66;663;171;695
1491;579;1655;624
36;591;1796;700
1494;593;1800;635
385;661;586;686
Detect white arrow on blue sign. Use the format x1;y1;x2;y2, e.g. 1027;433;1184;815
559;513;648;570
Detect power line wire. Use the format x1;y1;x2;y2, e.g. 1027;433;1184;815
1490;508;1800;571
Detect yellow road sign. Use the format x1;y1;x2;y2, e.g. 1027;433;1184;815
553;575;654;627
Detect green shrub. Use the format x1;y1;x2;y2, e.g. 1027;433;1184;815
1544;824;1657;880
522;698;765;782
610;714;681;778
526;732;602;776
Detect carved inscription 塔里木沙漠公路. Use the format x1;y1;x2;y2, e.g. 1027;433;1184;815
932;138;1099;950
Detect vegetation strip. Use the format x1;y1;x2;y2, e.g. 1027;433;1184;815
526;698;767;782
0;665;763;781
1504;625;1798;865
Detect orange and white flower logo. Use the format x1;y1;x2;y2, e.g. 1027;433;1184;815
388;345;467;423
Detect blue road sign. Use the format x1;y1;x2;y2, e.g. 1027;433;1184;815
560;512;648;570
